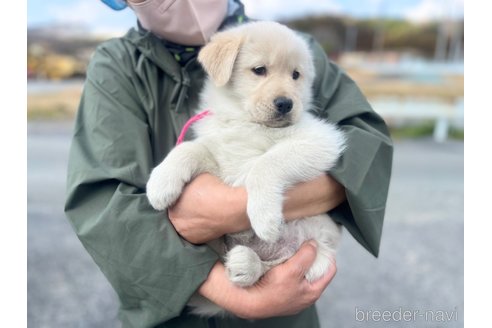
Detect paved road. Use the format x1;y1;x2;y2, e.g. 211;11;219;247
27;121;463;328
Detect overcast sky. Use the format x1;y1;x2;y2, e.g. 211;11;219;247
27;0;464;36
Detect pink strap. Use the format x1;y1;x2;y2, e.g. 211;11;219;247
176;110;211;145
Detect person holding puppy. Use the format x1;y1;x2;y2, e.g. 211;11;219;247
65;0;393;327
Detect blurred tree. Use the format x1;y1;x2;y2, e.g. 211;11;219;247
286;15;462;59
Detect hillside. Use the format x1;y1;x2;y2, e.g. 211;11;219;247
27;16;463;80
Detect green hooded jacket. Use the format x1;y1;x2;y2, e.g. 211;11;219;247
64;27;393;328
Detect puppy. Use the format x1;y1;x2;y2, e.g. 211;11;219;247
146;21;345;316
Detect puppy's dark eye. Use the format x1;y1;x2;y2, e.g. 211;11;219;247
292;70;300;80
252;66;267;76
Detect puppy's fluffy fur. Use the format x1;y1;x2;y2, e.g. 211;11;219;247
146;21;345;316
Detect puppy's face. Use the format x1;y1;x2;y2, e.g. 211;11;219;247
198;22;315;127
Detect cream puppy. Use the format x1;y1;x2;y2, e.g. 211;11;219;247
146;21;345;316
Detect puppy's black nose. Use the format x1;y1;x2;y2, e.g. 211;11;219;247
274;97;293;114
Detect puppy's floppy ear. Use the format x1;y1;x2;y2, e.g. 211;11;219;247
198;30;243;87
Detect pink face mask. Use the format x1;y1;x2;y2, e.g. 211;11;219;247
128;0;228;46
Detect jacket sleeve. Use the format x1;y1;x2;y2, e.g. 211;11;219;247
309;40;393;257
64;41;219;328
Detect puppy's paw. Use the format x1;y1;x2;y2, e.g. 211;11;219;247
146;173;184;211
225;245;263;287
251;215;283;243
305;255;334;283
247;200;283;243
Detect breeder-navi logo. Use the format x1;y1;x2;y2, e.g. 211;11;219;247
355;306;459;323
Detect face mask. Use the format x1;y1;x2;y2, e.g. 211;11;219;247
128;0;228;46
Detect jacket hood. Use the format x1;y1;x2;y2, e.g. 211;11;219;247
123;27;184;84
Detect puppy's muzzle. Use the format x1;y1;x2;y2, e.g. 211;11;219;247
274;97;293;115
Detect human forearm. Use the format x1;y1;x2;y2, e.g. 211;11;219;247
169;173;345;241
283;174;346;221
167;174;249;243
222;174;345;232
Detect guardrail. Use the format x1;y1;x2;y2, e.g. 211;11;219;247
371;97;464;142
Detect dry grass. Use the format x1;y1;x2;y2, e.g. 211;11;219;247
27;88;82;120
27;71;463;120
346;68;464;103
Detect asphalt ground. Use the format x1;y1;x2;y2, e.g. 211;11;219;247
27;121;463;328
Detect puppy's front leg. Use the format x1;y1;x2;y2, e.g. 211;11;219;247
246;139;335;242
147;141;217;210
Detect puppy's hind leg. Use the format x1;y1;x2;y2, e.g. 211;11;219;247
302;215;342;282
305;243;336;283
225;245;267;287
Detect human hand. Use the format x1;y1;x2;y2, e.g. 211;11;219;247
168;173;249;244
198;241;337;319
243;241;337;318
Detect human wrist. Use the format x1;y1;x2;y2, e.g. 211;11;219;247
198;262;252;317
